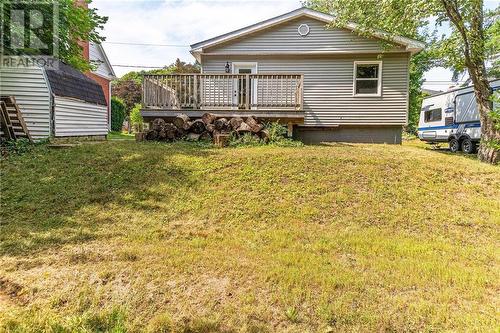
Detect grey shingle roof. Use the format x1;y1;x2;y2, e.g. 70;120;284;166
44;61;107;106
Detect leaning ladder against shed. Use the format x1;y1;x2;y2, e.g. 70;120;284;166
0;96;32;142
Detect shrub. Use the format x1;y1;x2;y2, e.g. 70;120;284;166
130;103;144;132
0;138;49;158
265;121;288;142
111;97;126;132
228;132;262;147
228;122;303;147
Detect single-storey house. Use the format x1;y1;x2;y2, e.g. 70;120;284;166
141;7;424;143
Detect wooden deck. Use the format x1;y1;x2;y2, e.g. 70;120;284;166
141;73;304;120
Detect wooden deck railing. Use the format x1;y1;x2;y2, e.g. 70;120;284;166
142;73;304;111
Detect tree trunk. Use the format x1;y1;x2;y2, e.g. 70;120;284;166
466;54;498;164
441;0;499;164
476;95;499;164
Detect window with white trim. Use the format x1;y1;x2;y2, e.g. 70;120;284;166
353;62;382;96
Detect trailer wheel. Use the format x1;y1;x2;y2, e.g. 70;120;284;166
449;138;460;153
461;138;477;154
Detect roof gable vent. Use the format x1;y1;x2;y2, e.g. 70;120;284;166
298;23;310;36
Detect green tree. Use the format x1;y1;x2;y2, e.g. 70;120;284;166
110;97;126;132
129;104;144;132
112;58;200;113
306;0;499;164
2;0;107;72
112;79;142;114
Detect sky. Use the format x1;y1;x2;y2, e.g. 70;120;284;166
92;0;498;92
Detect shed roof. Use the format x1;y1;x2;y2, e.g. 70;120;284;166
44;61;107;106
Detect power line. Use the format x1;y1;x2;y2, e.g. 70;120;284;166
112;64;167;68
104;41;189;47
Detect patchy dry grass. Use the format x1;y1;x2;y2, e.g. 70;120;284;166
0;140;499;332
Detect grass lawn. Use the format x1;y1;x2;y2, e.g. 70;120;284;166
0;140;499;332
108;131;135;140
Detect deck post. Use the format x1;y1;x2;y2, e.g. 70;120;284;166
246;74;250;110
287;122;293;137
193;74;198;109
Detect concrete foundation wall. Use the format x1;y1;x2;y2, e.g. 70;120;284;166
294;125;402;144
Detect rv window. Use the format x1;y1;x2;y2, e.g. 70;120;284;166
353;62;382;96
424;108;442;122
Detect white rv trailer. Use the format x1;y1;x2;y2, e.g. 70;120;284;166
418;79;500;153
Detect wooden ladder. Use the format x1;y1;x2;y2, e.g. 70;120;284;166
0;96;32;142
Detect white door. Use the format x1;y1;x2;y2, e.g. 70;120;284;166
232;63;257;109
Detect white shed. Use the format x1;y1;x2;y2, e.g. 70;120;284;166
0;60;108;140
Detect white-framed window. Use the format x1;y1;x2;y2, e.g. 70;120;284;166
424;108;442;122
353;61;382;96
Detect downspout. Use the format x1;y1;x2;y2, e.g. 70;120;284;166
108;80;112;132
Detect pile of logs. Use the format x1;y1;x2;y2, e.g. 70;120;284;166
144;113;270;145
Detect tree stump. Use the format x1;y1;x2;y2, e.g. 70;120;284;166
214;118;230;132
158;129;167;140
206;123;215;133
258;129;270;143
190;119;206;134
152;118;166;131
173;114;191;130
201;113;217;125
236;122;252;133
199;131;212;141
145;130;158;140
164;123;178;140
135;132;145;142
214;133;230;147
229;117;244;131
245;116;262;133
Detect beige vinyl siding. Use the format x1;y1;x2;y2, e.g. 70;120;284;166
205;18;405;54
54;96;108;137
0;67;51;139
202;53;409;126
